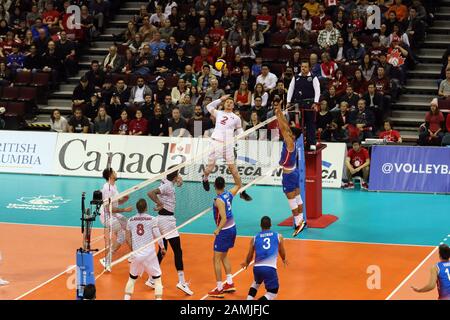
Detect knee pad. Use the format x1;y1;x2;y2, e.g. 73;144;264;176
154;277;163;297
125;278;136;295
288;198;298;210
295;195;303;206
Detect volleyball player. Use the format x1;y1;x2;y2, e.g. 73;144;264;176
412;244;450;300
207;174;241;298
274;100;306;236
201;94;252;202
124;199;165;300
99;168;132;271
242;216;287;300
147;166;194;295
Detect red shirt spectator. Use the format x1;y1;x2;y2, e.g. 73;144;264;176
329;70;348;97
347;146;370;168
447;113;450;132
193;47;214;73
113;118;130;134
311;13;330;31
425;110;445;133
209;21;225;44
129;110;148;135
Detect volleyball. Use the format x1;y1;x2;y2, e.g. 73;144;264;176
214;59;227;71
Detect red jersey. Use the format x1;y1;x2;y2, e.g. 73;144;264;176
347;147;369;168
379;130;401;142
129;118;148;135
42;10;60;24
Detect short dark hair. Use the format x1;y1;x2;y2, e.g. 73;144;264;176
214;176;226;190
439;244;450;260
166;165;179;181
83;284;96;300
102;168;113;181
91;60;99;65
290;126;302;140
301;60;310;66
352;139;361;145
136;199;147;213
261;216;271;229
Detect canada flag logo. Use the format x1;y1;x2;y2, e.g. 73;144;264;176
387;49;405;67
169;143;191;154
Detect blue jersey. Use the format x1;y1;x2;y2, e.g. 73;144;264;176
279;140;297;170
437;261;450;300
254;230;279;269
213;191;235;230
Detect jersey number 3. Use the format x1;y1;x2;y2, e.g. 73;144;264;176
136;224;145;236
220;116;229;125
263;238;271;250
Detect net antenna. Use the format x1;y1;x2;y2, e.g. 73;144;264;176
105;142;114;269
100;106;294;272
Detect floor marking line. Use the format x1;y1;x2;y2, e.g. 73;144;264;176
0;221;103;230
385;246;438;300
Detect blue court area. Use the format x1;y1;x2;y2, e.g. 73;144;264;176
0;173;449;247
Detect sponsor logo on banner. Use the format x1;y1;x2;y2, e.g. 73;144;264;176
321;143;346;188
6;195;71;211
0;130;57;174
370;146;450;193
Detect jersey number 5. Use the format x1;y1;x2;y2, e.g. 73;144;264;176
136;224;145;236
263;238;271;250
220;116;229;125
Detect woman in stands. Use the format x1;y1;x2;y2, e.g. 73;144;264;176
379;120;402;143
50;109;69;133
251;83;268;108
351;69;368;96
418;98;445;146
112;109;130;135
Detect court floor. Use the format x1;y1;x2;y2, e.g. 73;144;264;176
0;173;449;300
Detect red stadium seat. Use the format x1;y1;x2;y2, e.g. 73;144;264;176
18;87;37;102
260;48;280;62
279;48;294;62
270;32;287;48
1;86;19;101
30;73;50;88
14;71;32;86
6;101;26;116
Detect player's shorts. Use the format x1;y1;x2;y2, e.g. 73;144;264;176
208;139;235;165
100;212;127;244
157;215;179;240
253;266;279;291
214;225;237;253
282;169;300;194
130;252;161;278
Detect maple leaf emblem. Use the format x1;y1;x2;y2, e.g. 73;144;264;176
387;49;405;67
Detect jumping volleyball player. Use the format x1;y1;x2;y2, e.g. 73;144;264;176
100;168;132;270
208;174;241;298
242;216;287;300
202;94;252;202
274;101;306;236
147;166;193;295
124;199;165;300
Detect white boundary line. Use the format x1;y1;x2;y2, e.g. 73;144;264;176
200;261;255;300
385;246;438;300
0;221;102;230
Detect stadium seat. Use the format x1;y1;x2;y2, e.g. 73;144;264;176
164;75;179;88
279;49;294;62
270;32;287;48
18;87;37;102
14;71;32;86
271;63;285;76
1;86;20;101
30;73;50;89
6;101;26;116
261;48;280;62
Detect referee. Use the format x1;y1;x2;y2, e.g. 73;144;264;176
147;166;193;296
287;60;321;150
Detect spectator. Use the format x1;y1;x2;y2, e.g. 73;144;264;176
352;99;375;140
251;83;269;107
325;85;340;112
173;47;189;75
363;82;386;127
112;109;130;135
153;49;172;76
316;99;334;141
171;78;188;105
150;5;166;27
234;81;252;113
317;20;340;50
297;8;312;32
180;64;198;88
281;67;294;89
80;5;98;43
178;95;195;120
330;36;348;65
168;106;188;137
320;52;338;81
268;81;288;106
140;94;154;120
134;44;154;75
340;84;360;110
129;33;144;53
285;21;310;50
84;60;105;89
310;53;321;78
418;99;445;146
256;64;278;92
148;105;169;136
153;78;170;105
68;107;90;133
42;2;60;28
438;69;450;99
245;111;266;140
160;95;175;119
102;45;123;73
193;16;209;40
235;37;256;64
193;47;214;73
94;106;113;134
256;6;273;37
128;76;152;107
149;32;167;57
251;56;263;78
372;66;391;99
159;19;174;42
346;37;365;65
351;69;368;96
6;44;25;72
72;76;95;109
329;69;348;98
311;3;330;32
139;15;157;42
113;78;130;106
405;6;426;49
379;120;402;143
187;105;213;137
197;65;216;93
50;109;68;133
129;109;148;135
209;19;225;45
251;96;267;122
228;23;244;48
385;0;408;22
205;78;225;101
343;140;370;190
333;101;352;142
56;31;78;77
33;27;50;55
303;0;320;17
360;54;376;82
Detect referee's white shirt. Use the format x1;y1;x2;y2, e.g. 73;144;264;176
158;178;176;213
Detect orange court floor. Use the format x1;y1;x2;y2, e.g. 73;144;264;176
0;223;439;300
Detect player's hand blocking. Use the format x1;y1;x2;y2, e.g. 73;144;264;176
123;206;133;213
154;203;164;212
220;94;231;102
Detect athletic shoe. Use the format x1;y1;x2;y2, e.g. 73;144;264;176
0;278;9;286
342;182;355;189
176;282;194;295
223;282;236;293
99;258;112;272
208;288;224;298
293;220;306;237
361;182;369;191
240;190;252;201
145;279;155;289
202;176;210;192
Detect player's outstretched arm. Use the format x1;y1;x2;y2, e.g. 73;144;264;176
152;225;166;255
207;94;230;117
147;188;164;211
213;199;227;235
241;238;255;269
411;265;438;293
229;175;243;196
278;235;288;266
274;103;295;150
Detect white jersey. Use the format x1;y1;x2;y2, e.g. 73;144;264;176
158;179;176;213
211;110;242;142
100;182;119;224
127;213;160;257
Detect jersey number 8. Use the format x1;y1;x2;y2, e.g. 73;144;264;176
136;224;145;236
